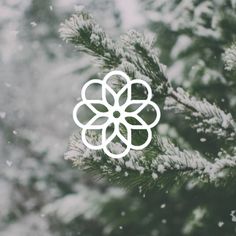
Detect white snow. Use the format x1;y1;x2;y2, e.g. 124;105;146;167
6;160;13;167
230;210;236;222
0;111;6;119
115;165;122;172
161;219;167;224
152;172;158;180
30;21;37;27
218;221;224;227
160;204;166;209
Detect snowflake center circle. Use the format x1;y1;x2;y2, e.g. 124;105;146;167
113;111;121;118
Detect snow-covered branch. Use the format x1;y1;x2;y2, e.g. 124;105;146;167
59;11;122;69
61;10;236;187
65;131;236;186
166;88;236;141
60;10;236;142
223;42;236;71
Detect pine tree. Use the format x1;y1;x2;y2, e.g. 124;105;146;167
60;2;236;235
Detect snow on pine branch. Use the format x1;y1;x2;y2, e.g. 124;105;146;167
43;184;124;223
59;10;169;97
166;88;236;141
145;0;223;39
60;10;236;141
223;42;236;71
59;11;122;68
155;137;236;181
119;30;169;96
65;131;236;185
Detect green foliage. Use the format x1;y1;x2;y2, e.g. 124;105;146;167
61;2;236;235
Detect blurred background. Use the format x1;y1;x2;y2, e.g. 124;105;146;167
0;0;143;235
1;0;236;235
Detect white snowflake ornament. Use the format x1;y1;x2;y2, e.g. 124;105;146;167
73;71;161;158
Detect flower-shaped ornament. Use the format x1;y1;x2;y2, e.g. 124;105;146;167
73;70;160;158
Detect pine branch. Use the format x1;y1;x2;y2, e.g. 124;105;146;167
43;184;125;223
145;0;225;39
59;11;121;68
166;88;236;141
119;30;169;96
223;42;236;71
61;10;236;187
65;131;236;188
59;10;236;142
59;11;169;97
118;30;236;141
